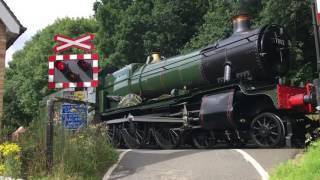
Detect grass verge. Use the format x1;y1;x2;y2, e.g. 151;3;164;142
270;140;320;180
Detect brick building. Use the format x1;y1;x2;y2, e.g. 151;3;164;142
0;0;26;115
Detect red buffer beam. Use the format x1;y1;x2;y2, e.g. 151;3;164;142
277;84;314;113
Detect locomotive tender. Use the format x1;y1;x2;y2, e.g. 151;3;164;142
97;14;319;149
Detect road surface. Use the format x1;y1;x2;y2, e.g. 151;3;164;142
104;148;301;180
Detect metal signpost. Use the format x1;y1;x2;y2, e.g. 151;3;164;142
46;33;98;171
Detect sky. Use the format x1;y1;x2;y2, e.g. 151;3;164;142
3;0;97;66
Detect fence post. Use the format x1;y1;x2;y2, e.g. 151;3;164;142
46;98;55;172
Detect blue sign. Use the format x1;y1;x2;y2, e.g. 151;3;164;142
61;103;87;129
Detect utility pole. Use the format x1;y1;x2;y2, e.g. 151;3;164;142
311;0;320;111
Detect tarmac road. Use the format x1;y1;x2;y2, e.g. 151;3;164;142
103;148;301;180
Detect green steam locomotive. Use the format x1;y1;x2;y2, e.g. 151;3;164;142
96;15;319;149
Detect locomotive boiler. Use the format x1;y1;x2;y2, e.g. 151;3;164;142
97;14;319;149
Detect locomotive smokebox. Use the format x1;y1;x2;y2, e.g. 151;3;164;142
232;14;251;34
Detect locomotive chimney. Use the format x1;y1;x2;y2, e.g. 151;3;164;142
232;14;251;34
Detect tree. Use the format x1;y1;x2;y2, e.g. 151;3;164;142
4;18;97;126
94;0;209;67
182;0;238;52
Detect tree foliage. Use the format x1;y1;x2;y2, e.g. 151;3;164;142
94;0;209;67
182;0;239;52
4;18;97;126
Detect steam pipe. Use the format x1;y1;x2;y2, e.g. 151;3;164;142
224;64;231;82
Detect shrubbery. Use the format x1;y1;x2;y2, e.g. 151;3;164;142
51;125;118;179
16;112;118;180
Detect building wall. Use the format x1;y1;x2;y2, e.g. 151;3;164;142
0;20;6;115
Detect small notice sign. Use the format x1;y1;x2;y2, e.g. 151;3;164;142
60;103;87;129
62;91;87;101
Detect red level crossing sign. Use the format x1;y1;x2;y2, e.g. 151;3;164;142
53;34;95;53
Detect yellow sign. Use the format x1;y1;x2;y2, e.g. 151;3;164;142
63;91;86;101
74;91;85;101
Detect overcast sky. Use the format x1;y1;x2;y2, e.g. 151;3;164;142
3;0;97;66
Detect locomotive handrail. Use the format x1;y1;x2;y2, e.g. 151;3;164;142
200;31;260;55
200;42;219;56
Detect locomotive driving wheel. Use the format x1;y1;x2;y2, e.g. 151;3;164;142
250;112;285;148
192;129;216;149
152;126;180;149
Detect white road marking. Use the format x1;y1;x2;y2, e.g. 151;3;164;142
103;149;132;180
234;149;269;180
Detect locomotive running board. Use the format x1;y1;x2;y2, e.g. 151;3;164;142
106;116;184;125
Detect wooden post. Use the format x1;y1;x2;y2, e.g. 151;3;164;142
0;20;6;119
